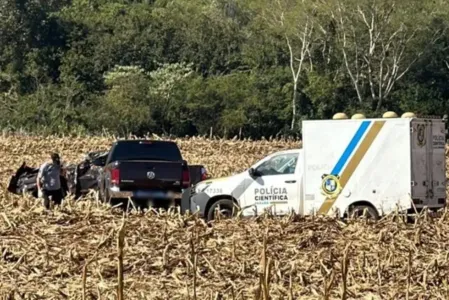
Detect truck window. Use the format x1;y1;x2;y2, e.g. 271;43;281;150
255;153;298;176
109;141;182;162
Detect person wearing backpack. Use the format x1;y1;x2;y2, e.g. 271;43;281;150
36;153;64;209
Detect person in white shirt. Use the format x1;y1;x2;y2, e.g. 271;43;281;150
36;153;64;209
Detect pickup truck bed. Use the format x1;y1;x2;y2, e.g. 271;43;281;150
118;160;185;190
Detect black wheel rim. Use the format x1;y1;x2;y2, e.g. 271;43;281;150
215;205;233;219
352;208;374;219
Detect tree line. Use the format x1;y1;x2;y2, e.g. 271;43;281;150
1;0;449;138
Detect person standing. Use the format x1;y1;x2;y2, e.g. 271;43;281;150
36;153;64;209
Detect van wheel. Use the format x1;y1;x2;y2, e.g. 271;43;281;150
347;204;379;220
206;199;236;221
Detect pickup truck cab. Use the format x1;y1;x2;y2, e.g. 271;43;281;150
98;140;191;209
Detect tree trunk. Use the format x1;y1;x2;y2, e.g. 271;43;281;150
291;81;298;130
375;95;383;112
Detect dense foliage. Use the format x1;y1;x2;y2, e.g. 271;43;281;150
1;0;449;138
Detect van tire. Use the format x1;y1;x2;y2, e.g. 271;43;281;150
347;204;379;220
206;199;236;221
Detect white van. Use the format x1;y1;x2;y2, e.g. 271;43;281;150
182;117;447;220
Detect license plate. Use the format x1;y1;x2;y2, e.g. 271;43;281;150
134;190;167;199
131;190;182;199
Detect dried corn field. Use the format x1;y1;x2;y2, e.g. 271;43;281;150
1;135;449;299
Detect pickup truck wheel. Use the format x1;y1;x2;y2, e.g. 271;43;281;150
347;204;379;220
206;199;236;221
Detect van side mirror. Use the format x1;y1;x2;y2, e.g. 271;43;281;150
248;168;260;177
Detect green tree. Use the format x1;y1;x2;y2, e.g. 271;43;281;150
323;0;448;112
98;65;153;135
148;62;194;134
250;0;321;130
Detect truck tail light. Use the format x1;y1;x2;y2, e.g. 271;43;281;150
201;167;208;181
111;168;120;185
182;168;190;188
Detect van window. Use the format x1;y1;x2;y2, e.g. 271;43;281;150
255;153;298;176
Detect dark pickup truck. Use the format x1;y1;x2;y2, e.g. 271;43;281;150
98;139;196;209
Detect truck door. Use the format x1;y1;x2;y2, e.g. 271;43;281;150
244;152;301;215
411;120;428;199
431;120;446;203
411;119;446;206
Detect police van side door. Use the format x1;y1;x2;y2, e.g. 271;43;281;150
244;152;300;215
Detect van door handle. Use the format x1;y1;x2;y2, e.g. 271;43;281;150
285;180;296;183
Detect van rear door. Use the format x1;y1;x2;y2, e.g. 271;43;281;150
411;118;446;208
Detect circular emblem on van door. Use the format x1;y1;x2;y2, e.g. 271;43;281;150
147;171;155;179
417;124;426;147
321;174;342;197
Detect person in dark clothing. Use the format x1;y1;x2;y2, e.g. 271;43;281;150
36;153;64;209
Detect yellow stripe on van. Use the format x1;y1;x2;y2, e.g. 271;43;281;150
317;120;386;215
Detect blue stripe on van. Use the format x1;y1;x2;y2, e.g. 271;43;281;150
330;120;371;175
